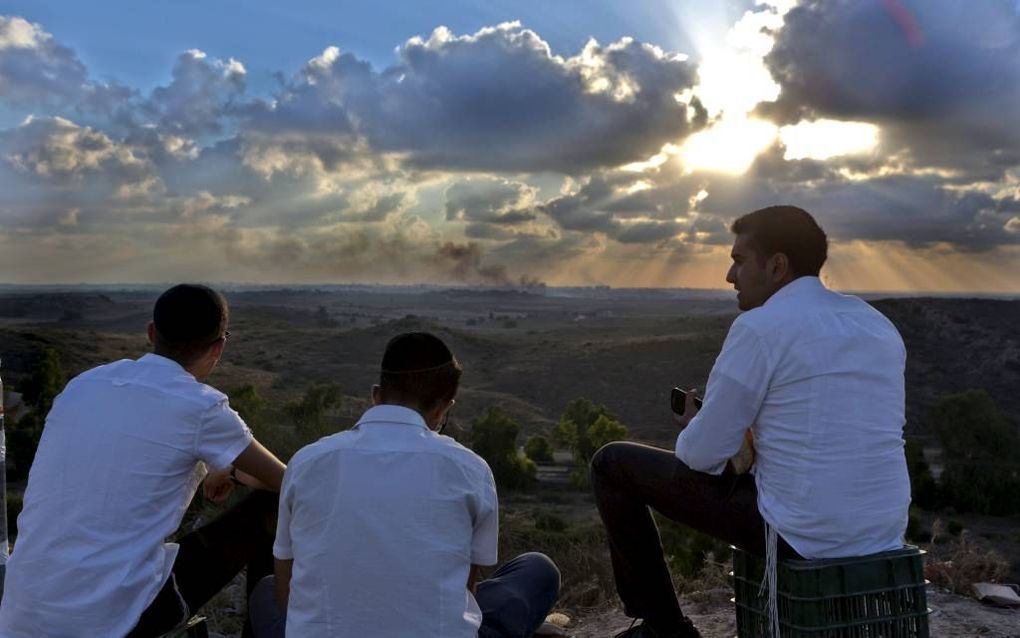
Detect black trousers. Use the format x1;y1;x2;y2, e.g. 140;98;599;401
590;441;800;627
127;489;278;638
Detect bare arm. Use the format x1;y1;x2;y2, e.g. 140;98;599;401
274;558;293;610
231;439;286;492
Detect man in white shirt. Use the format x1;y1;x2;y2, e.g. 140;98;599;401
0;284;287;638
591;206;911;638
249;332;560;638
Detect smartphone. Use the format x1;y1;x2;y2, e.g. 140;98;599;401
670;387;703;417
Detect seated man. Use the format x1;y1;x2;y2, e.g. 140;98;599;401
0;284;287;638
591;206;910;638
251;331;560;638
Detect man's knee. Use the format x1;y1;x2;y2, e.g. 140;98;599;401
590;441;632;478
517;552;560;597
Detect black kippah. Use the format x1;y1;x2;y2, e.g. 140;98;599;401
381;332;454;374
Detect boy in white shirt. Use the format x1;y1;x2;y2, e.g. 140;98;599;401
250;332;560;638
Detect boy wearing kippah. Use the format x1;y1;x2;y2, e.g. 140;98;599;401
251;332;560;638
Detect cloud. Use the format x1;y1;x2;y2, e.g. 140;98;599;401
444;177;537;224
0;16;88;107
143;49;247;137
250;22;705;173
0;117;160;223
0;16;133;115
761;0;1020;169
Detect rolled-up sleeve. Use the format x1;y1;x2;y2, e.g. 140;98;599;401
676;319;772;474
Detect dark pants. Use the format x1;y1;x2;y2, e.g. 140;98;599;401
128;490;278;638
249;552;560;638
590;441;800;628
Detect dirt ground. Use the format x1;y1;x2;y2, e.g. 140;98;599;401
567;587;1020;637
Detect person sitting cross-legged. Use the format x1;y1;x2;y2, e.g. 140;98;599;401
249;331;560;638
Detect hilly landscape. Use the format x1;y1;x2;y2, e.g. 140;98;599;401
1;286;1018;636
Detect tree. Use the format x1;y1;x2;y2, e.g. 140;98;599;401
285;383;343;439
524;435;554;463
932;389;1020;515
587;414;629;452
8;347;67;479
554;398;622;465
21;347;66;410
229;384;266;426
471;407;535;490
904;438;940;510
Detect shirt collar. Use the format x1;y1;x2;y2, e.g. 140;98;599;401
138;352;193;376
355;404;430;431
763;275;824;308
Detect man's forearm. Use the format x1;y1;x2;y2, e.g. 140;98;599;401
232;439;286;491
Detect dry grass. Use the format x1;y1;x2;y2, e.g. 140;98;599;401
924;520;1010;595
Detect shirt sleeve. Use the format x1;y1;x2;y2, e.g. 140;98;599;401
273;464;296;560
676;318;772;474
470;466;499;566
195;399;254;471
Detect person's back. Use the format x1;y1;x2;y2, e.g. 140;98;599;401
733;278;909;557
0;284;287;638
259;332;559;638
1;355;252;636
278;406;496;637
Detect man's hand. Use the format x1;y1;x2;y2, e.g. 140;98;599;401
203;468;236;503
673;387;701;430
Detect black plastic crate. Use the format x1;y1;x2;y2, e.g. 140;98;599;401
732;546;930;637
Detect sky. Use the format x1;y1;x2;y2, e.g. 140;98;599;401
1;0;1018;292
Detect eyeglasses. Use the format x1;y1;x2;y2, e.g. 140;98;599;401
438;399;456;435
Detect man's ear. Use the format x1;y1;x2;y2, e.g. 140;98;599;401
371;384;382;406
208;338;226;361
147;321;157;345
770;252;791;284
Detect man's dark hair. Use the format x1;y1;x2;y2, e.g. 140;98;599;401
379;332;462;412
731;205;828;277
152;284;229;365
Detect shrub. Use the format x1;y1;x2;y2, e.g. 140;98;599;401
932;390;1020;515
524;435;554;463
924;528;1009;595
471;407;535;490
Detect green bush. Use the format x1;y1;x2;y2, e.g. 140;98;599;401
554;398;627;465
471;407;535;490
932;389;1020;515
524;435;554;463
904;437;940;510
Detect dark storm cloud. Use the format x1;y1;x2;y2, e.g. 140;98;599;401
761;0;1020;167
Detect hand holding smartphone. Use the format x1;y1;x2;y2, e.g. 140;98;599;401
670;386;703;417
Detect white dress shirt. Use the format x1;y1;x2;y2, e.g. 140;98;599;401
0;354;253;638
676;277;910;558
275;404;498;638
